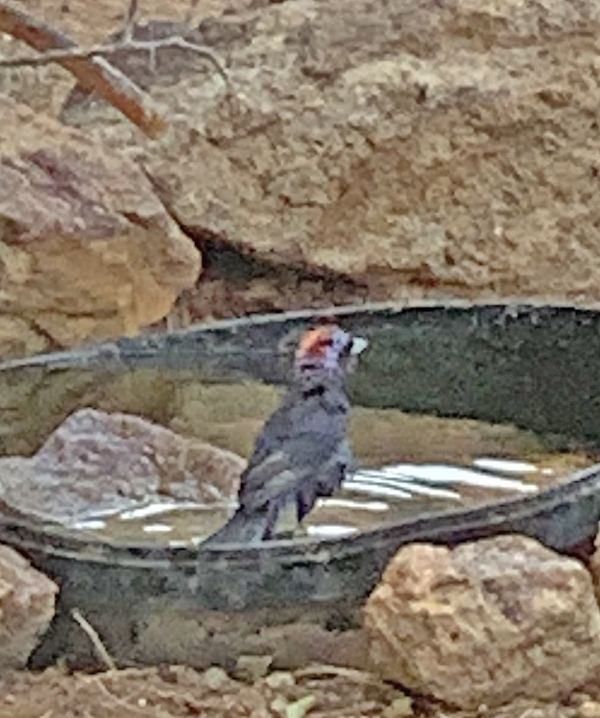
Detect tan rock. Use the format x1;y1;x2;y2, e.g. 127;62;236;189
0;408;245;523
47;0;600;320
579;701;600;718
382;696;413;718
7;0;600;323
0;315;50;358
586;526;600;602
0;97;201;358
0;545;58;668
364;536;600;709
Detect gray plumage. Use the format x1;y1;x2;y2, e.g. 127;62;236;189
203;325;365;546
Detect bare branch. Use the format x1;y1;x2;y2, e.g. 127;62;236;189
0;34;229;82
121;0;139;43
0;1;167;137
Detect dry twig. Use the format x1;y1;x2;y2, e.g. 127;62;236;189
71;608;117;672
0;35;228;82
121;0;140;43
294;665;385;684
0;1;168;137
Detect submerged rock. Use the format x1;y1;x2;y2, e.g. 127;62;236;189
0;408;246;523
0;545;58;668
364;535;600;709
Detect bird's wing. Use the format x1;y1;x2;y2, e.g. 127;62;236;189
238;429;344;511
237;388;350;511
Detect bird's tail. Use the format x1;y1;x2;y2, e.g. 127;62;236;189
200;506;274;547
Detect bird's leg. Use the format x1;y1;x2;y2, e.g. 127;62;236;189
262;501;283;540
296;466;346;525
267;494;308;540
296;484;315;524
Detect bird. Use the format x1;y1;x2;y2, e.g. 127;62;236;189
202;323;368;546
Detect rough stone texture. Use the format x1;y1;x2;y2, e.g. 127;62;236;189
364;536;600;709
3;0;600;329
0;315;49;359
0;408;245;523
0;97;201;357
0;663;401;718
45;0;600;322
585;524;600;603
0;544;58;668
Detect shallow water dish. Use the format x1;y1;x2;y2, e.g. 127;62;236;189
2;302;600;666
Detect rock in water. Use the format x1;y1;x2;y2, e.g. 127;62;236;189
0;408;246;523
0;545;58;668
364;535;600;709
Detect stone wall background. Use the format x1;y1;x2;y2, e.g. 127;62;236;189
1;0;600;355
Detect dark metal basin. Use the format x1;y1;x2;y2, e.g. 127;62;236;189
2;301;600;667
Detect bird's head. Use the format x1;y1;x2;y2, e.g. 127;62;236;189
294;323;368;390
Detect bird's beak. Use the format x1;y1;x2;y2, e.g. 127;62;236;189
351;337;369;355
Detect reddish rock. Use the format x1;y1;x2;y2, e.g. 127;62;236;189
365;536;600;709
0;545;58;668
0;408;245;523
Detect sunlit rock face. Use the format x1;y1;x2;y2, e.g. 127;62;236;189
54;0;600;321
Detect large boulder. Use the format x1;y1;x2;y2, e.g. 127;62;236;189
4;0;600;324
51;0;600;318
0;545;58;668
0;97;201;357
364;536;600;709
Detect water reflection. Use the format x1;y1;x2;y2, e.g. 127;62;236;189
0;370;596;545
68;452;584;546
351;463;539;494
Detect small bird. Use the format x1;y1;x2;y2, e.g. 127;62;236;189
202;323;368;546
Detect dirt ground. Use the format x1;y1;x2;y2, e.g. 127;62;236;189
0;664;408;718
0;662;596;718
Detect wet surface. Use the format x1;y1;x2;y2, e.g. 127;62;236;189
4;305;600;668
0;307;598;569
44;380;597;546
